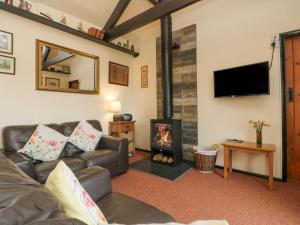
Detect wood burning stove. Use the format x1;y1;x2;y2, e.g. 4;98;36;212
150;13;183;166
150;119;182;166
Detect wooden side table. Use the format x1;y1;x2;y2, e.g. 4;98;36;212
223;141;275;190
109;121;136;156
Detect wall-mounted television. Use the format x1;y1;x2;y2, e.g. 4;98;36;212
214;61;270;98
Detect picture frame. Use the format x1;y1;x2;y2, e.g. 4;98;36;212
45;77;60;88
0;30;13;54
141;65;148;88
0;55;15;75
109;61;129;86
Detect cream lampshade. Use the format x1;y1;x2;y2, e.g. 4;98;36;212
109;101;122;121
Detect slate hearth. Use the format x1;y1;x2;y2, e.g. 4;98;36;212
130;157;193;181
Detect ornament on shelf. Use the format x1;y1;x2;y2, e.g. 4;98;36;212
60;13;67;25
78;21;85;32
5;0;13;5
19;0;32;11
130;44;135;52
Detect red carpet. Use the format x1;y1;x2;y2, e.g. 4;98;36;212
112;151;300;225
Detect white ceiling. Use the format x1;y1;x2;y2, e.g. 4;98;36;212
33;0;153;29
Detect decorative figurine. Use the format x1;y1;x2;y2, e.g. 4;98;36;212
60;13;67;25
78;21;84;32
130;44;135;52
5;0;13;5
19;0;32;11
117;42;121;46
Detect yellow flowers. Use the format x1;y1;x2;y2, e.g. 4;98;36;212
249;120;270;131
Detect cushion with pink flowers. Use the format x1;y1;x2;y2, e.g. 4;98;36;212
45;161;107;225
18;124;68;162
68;121;103;152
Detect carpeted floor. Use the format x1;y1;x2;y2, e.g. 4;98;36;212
112;151;300;225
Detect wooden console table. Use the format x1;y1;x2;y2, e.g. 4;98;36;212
223;141;275;190
109;121;136;156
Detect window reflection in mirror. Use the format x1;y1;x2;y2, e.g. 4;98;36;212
36;40;99;94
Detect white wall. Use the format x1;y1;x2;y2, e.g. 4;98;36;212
0;10;135;147
129;0;300;178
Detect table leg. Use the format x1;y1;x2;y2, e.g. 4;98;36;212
224;147;229;180
268;152;273;190
229;149;233;173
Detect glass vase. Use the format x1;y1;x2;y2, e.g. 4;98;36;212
256;130;262;145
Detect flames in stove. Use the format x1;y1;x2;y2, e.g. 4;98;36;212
153;123;173;148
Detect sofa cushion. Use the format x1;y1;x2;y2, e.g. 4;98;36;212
2;124;63;152
98;193;175;224
68;121;103;152
18;125;68;162
45;161;108;225
61;120;102;157
76;149;118;176
34;158;86;184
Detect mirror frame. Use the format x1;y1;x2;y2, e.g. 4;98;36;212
36;40;100;94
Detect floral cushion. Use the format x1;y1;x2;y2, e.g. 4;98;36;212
18;124;68;161
45;161;107;225
68;121;103;152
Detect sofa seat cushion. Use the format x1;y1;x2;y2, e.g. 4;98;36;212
98;193;175;224
76;149;118;176
34;158;86;184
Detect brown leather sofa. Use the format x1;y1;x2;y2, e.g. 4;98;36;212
0;154;175;225
2;120;129;183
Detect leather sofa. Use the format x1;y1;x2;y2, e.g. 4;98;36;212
0;154;175;225
2;120;129;183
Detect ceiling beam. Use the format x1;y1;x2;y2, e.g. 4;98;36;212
102;0;131;32
147;0;157;5
105;0;201;40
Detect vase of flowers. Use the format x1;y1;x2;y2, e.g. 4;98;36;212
249;120;270;145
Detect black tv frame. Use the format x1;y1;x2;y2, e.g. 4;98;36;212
213;61;270;98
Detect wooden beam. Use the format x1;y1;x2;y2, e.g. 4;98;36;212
147;0;157;5
43;52;74;68
105;0;201;40
102;0;130;32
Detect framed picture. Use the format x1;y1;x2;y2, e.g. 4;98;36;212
141;65;148;88
45;77;60;88
0;55;15;75
0;30;13;54
109;61;129;86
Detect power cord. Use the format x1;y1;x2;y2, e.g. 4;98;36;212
269;36;276;71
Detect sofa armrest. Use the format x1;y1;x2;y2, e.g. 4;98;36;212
97;135;129;174
4;152;36;179
76;166;112;203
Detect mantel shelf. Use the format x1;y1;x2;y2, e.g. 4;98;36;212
0;2;139;57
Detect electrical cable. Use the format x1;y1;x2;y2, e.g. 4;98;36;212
269;36;276;71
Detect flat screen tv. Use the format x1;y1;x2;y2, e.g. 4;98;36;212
214;61;270;98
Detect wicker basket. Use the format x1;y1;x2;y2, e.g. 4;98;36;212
193;146;218;173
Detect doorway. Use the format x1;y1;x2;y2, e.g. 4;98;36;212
281;30;300;181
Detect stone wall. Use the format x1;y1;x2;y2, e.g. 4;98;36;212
156;24;197;160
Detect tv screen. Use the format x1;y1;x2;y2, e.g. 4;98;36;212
214;61;270;98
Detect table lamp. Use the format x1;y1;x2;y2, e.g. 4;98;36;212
109;101;122;121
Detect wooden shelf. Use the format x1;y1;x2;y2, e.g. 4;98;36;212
0;2;139;57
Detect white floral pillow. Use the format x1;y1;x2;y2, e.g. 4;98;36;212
18;124;68;162
68;121;103;152
45;161;107;225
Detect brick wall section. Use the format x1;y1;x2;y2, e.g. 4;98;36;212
156;24;197;161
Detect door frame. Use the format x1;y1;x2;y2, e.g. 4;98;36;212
280;29;300;182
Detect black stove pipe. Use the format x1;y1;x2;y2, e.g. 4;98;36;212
160;14;173;120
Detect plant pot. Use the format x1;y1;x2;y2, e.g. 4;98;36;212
256;130;262;145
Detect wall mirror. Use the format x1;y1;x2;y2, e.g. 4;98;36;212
36;40;99;94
